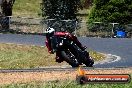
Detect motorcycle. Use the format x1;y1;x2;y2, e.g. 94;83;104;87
45;27;94;67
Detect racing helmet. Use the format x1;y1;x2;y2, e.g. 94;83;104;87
45;27;55;36
45;27;55;34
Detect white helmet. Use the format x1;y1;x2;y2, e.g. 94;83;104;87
45;27;55;34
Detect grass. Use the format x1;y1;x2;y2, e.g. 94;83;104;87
13;0;42;17
0;43;105;69
0;43;55;69
1;78;132;88
89;49;105;61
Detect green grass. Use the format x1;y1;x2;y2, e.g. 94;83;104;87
89;49;105;61
13;0;42;17
0;43;56;69
0;43;104;69
1;78;132;88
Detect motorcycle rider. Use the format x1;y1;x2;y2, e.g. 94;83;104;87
45;27;87;62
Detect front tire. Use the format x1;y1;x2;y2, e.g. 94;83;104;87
70;44;94;67
83;51;94;67
84;58;94;67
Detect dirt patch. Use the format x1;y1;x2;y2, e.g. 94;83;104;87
0;68;132;85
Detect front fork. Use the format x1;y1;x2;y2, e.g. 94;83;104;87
68;42;83;64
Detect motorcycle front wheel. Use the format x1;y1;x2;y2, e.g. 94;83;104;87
80;51;94;67
69;44;94;67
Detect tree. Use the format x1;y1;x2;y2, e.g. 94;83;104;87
42;0;81;20
88;0;132;27
80;0;93;9
1;0;15;30
42;0;82;32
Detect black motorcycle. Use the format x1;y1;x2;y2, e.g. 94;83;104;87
46;29;94;67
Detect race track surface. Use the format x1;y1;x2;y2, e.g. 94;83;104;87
0;34;132;68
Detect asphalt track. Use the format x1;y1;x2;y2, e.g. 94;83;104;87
0;34;132;68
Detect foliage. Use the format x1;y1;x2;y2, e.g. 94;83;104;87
42;0;82;32
80;0;93;9
42;0;81;20
87;0;132;31
1;0;15;30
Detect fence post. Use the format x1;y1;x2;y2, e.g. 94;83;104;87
8;16;11;29
110;23;119;38
75;20;77;36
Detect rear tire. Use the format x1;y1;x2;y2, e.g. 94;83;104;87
60;51;79;67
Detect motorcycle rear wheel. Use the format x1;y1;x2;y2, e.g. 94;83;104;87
60;51;79;67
